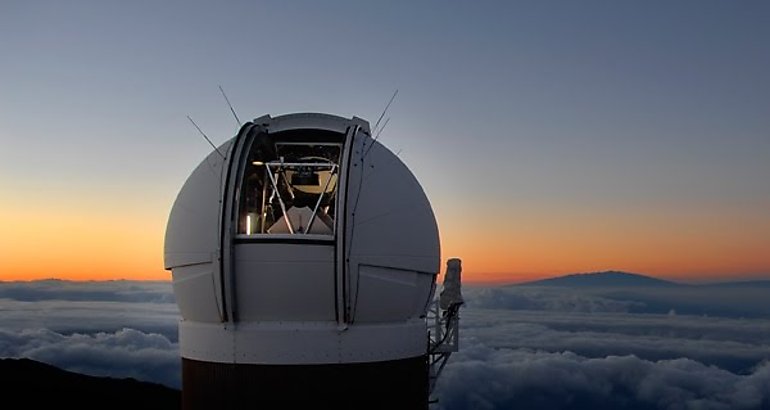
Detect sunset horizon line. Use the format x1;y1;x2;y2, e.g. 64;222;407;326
3;268;768;285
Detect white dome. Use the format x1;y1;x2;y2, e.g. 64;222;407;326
164;113;440;365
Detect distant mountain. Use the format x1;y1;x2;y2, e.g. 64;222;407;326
0;358;179;409
517;270;683;288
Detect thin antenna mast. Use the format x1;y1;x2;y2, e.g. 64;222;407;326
219;85;241;127
187;115;225;158
372;89;398;136
363;117;390;158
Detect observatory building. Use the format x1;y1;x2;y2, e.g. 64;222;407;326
164;113;461;409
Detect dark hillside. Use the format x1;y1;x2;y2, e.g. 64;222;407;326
0;358;179;409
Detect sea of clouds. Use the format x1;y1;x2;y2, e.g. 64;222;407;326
1;280;769;409
0;281;180;386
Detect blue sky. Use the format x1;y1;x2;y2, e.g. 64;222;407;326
1;1;768;280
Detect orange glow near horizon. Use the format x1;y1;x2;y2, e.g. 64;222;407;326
0;188;170;281
438;199;770;285
1;188;768;283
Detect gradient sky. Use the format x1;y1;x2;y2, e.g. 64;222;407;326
1;1;768;282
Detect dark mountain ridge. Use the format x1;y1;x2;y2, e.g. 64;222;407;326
517;270;683;287
515;270;770;288
0;358;179;409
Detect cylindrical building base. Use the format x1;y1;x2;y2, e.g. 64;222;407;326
182;356;429;410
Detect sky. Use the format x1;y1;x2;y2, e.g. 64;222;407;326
1;1;768;282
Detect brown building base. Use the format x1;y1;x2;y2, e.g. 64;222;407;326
182;355;429;410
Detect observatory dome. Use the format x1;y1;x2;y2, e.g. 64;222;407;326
165;113;440;369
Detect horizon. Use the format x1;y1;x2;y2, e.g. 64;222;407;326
3;269;769;286
2;1;769;283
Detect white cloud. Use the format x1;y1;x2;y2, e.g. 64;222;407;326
0;280;174;303
467;286;645;313
1;280;770;408
0;281;181;387
466;285;770;318
0;328;180;388
435;342;770;410
0;299;179;341
462;308;770;373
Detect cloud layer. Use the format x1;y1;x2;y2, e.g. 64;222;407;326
0;280;174;303
0;327;180;388
462;309;770;374
436;343;770;410
1;280;770;408
467;285;770;318
0;280;181;387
